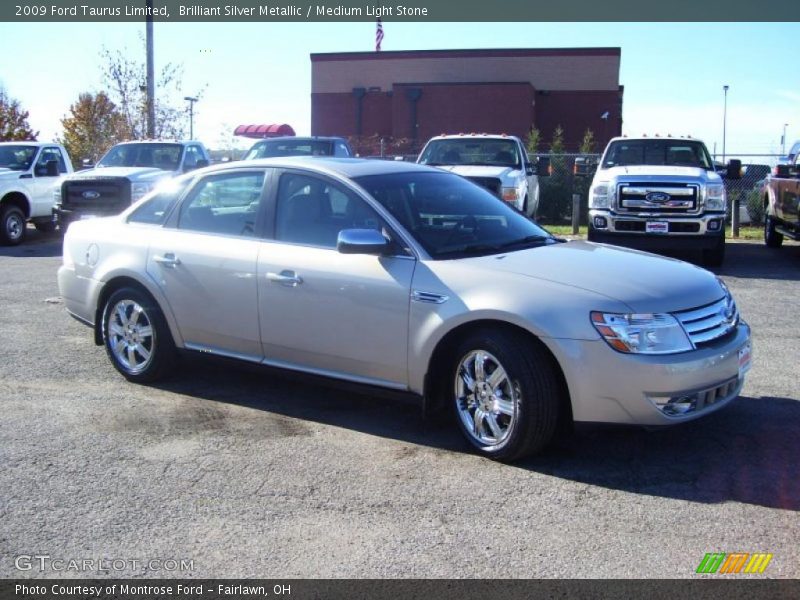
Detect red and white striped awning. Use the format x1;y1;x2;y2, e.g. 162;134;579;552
233;124;296;139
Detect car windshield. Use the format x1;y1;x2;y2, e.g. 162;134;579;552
0;145;37;171
97;143;183;170
244;139;335;159
354;171;553;259
418;139;522;169
602;140;713;169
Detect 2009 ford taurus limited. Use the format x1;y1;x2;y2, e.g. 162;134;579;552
58;158;752;461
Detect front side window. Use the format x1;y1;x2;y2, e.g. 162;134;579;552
275;173;384;248
97;143;183;171
177;171;265;237
35;147;67;174
418;139;521;169
128;178;192;225
355;171;553;259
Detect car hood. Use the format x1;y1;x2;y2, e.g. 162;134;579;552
0;169;23;181
437;165;519;179
601;165;720;183
68;167;173;181
453;241;724;313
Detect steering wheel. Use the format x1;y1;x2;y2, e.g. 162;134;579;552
443;215;480;246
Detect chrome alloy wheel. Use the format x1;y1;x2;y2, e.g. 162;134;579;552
6;212;23;241
455;350;519;446
107;299;156;374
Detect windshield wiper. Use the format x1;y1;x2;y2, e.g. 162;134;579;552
436;236;552;258
496;235;553;250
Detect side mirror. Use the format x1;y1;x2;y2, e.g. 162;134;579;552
45;159;60;177
775;164;791;178
524;162;535;176
195;158;209;169
536;157;551;177
337;228;391;255
573;157;594;177
725;159;742;180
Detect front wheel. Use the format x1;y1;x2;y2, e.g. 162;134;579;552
450;329;560;461
764;214;783;248
702;236;726;267
0;204;26;246
102;287;175;383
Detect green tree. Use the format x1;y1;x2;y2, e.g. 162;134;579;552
579;128;596;154
526;126;541;155
539;126;572;223
58;92;129;167
0;89;37;141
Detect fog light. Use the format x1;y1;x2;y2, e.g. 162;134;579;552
593;216;608;229
653;394;697;416
707;219;721;232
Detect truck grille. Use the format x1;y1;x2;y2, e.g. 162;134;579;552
61;177;132;213
674;295;738;347
617;183;699;214
466;177;502;197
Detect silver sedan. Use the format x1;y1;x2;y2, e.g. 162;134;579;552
58;158;752;461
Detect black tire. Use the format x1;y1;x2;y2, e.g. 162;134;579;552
522;195;531;217
448;328;560;461
764;214;783;248
702;236;726;267
101;286;176;383
587;226;599;242
0;204;26;246
34;220;57;234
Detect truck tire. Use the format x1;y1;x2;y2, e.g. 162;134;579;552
0;204;26;246
449;328;559;461
34;221;57;234
764;215;783;248
702;236;725;267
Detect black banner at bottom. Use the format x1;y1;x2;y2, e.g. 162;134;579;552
1;579;798;600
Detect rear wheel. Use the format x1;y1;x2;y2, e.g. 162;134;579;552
449;328;560;461
702;235;726;267
764;214;783;248
101;287;176;383
0;204;26;246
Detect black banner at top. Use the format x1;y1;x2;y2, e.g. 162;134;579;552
3;0;800;22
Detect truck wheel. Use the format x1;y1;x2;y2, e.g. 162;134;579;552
450;328;559;461
101;287;176;383
523;195;533;218
587;227;599;242
702;236;725;267
764;215;783;248
34;221;57;234
0;204;26;246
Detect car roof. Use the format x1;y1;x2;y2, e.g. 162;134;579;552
201;157;440;178
249;136;348;143
426;134;521;142
608;136;706;143
0;141;55;146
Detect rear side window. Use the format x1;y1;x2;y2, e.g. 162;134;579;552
128;179;191;225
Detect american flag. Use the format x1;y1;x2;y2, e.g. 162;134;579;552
375;18;384;52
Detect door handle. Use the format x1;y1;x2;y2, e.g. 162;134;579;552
153;253;181;268
266;270;303;287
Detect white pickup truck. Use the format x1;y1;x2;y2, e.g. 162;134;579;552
582;136;741;266
54;140;209;230
417;134;547;218
0;141;72;245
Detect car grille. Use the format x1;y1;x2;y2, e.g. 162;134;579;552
466;177;502;197
62;177;132;213
674;295;738;347
617;182;699;214
615;221;700;233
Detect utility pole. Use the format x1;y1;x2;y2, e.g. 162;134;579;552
782;123;789;155
145;0;155;139
184;96;198;139
722;85;729;163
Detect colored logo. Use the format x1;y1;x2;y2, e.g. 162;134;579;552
696;552;773;574
82;190;100;199
645;191;671;203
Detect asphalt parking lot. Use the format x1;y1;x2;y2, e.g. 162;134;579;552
1;228;798;579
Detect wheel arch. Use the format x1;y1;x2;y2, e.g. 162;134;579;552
1;190;31;218
422;319;573;429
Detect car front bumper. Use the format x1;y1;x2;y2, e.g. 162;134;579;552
548;320;751;426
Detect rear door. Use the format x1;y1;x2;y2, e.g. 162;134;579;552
146;168;269;360
256;170;415;387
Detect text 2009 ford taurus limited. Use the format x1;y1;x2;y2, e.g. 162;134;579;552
58;158;752;461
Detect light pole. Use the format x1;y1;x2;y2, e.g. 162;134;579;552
782;123;789;155
184;96;198;140
722;85;729;163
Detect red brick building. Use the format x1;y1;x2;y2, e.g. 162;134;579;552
311;48;623;152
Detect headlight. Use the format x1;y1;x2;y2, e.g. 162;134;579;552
131;182;154;202
501;187;519;202
591;311;693;354
589;183;610;209
53;187;62;203
706;184;726;211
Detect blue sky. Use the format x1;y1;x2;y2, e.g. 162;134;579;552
0;21;797;157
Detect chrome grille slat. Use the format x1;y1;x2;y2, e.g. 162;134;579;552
674;295;738;347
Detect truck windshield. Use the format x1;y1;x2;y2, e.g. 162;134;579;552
0;145;37;171
244;139;335;159
418;139;521;169
602;140;713;170
97;143;183;171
